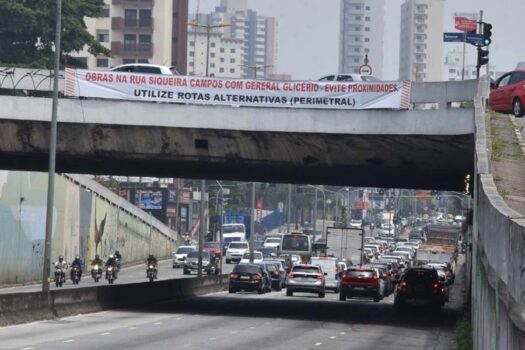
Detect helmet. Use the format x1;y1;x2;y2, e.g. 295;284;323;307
58;255;64;262
109;255;114;259
95;254;100;259
149;254;154;259
115;250;120;255
75;255;80;260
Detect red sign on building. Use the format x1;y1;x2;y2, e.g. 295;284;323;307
454;17;477;32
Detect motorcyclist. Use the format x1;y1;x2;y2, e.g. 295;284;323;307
146;254;158;278
114;250;122;270
54;255;67;280
105;254;118;278
70;255;83;281
91;254;103;266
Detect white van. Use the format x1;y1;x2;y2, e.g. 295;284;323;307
310;256;340;292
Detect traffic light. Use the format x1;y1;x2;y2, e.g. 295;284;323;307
482;22;492;46
477;47;489;68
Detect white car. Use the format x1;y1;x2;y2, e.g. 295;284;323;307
240;251;264;264
263;236;281;249
225;241;250;263
349;219;362;229
172;245;196;268
111;63;179;75
318;73;379;82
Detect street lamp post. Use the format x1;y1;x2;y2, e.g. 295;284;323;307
249;182;256;263
188;22;231;77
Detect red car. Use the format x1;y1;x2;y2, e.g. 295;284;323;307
203;241;221;258
489;70;525;117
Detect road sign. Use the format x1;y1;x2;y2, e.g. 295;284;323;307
455;16;477;32
359;64;373;75
277;201;284;213
443;32;465;42
466;33;484;45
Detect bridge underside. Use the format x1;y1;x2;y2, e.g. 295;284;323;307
0;120;474;190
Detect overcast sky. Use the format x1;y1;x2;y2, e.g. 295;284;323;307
189;0;525;80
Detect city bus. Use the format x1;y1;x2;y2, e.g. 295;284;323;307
280;232;312;263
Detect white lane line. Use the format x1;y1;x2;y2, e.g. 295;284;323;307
264;321;270;325
329;336;337;339
339;332;345;335
100;332;111;335
231;331;238;334
182;344;191;348
249;326;255;329
63;339;75;343
176;317;183;320
20;347;34;350
128;327;137;330
315;342;322;346
209;337;216;340
154;322;162;325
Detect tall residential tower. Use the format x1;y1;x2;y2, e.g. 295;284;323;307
339;0;385;78
399;0;444;82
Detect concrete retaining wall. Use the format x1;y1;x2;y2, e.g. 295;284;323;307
473;80;525;349
0;275;226;327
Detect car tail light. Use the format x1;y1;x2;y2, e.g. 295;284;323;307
229;273;237;279
433;282;440;289
342;273;351;282
288;272;295;278
252;274;262;280
400;281;408;290
371;274;377;280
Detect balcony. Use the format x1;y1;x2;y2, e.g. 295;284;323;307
112;0;154;6
112;16;154;31
111;41;154;57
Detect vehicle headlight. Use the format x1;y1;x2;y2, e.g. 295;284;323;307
108;267;113;271
94;265;99;269
149;265;154;269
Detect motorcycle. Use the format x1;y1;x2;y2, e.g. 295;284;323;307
91;264;102;283
54;265;66;288
71;265;81;285
147;265;156;282
106;266;116;284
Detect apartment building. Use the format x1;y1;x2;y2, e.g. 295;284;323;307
339;0;385;78
399;0;444;82
188;0;277;79
78;0;188;73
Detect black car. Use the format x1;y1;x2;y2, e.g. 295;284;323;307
263;261;285;291
229;263;270;294
394;267;446;310
183;251;217;275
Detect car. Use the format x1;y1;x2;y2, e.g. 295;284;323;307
225;241;249;264
183;251;217;275
339;266;385;302
263;236;282;249
286;264;326;298
222;236;242;255
111;63;180;75
259;247;278;260
349;219;363;229
240;251;264;264
263;261;286;291
318;73;379;82
426;262;455;285
310;256;341;293
203;241;221;259
229;263;270;294
489;70;525;117
172;245;196;268
394;267;446;310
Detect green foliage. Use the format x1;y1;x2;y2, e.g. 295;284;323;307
455;315;472;350
0;0;110;68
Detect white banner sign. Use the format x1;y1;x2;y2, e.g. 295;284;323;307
65;68;411;110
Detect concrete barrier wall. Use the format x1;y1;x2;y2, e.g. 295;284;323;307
0;171;176;286
473;82;525;349
0;275;227;327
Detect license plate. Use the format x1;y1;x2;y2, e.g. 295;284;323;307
353;287;365;290
240;276;250;280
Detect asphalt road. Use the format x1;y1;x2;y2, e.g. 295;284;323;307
0;259;235;295
0;286;459;350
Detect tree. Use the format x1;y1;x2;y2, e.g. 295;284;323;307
0;0;110;68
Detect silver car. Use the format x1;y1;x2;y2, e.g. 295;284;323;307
286;264;326;298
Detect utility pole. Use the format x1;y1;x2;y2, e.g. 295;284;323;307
249;182;255;262
197;180;206;279
42;0;62;293
313;189;318;235
287;184;292;233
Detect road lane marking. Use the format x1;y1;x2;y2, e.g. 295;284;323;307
209;337;216;340
339;332;345;335
20;347;34;350
231;331;238;334
249;326;255;329
176;317;182;320
63;339;75;343
329;336;337;339
100;332;111;335
182;344;191;348
128;327;137;330
315;342;322;346
154;322;162;325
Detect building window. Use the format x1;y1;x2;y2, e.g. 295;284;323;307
365;6;371;11
211;43;216;48
354;47;360;52
189;51;194;57
365;27;370;32
96;58;109;67
355;26;361;31
139;9;151;27
97;30;109;43
355;37;360;42
124;9;137;27
189;62;194;67
230;68;235;73
364;38;370;42
220;48;225;53
365;16;370;21
364;48;369;53
123;58;135;64
124;34;136;51
210;63;215;68
230;48;236;53
210;53;215;58
355;5;362;10
449;69;456;73
138;34;151;51
220;57;225;62
219;68;224;73
137;59;149;64
190;41;195;46
355;16;361;20
354;58;360;63
101;6;110;17
230;58;235;63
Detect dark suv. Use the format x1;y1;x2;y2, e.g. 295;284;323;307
394;267;445;309
229;263;270;294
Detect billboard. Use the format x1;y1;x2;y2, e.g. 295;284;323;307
135;190;163;210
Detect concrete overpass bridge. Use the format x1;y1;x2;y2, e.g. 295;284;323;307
0;68;477;190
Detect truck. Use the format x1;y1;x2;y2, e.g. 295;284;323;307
415;224;460;270
221;223;247;253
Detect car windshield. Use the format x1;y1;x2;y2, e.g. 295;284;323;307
242;252;262;260
229;242;248;249
348;270;375;278
405;269;437;283
265;238;281;243
223;225;245;234
176;247;195;254
224;237;241;245
292;266;320;273
281;235;309;251
233;264;260;273
187;251;201;258
204;242;220;248
265;264;278;272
